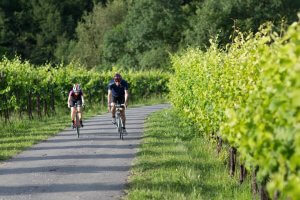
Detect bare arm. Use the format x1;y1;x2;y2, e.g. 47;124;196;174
67;94;71;107
125;90;129;107
81;95;85;106
108;89;112;106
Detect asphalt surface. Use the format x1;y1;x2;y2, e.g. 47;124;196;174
0;104;169;200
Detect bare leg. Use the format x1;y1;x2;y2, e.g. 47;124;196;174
111;102;116;118
71;107;76;121
78;106;82;120
121;109;126;127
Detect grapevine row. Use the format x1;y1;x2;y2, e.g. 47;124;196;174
0;59;169;120
169;22;299;199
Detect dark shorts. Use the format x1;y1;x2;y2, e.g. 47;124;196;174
70;99;82;107
112;96;125;104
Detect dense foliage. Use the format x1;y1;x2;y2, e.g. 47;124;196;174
169;22;300;199
182;0;300;49
100;0;185;70
0;0;106;64
0;58;169;120
59;0;127;68
1;0;298;69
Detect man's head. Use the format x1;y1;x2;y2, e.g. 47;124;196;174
114;73;122;86
73;84;81;95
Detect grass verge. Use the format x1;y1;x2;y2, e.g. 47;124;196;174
125;109;252;200
0;96;167;162
0;104;105;161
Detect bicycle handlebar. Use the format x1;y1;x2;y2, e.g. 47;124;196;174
115;104;126;110
69;103;84;108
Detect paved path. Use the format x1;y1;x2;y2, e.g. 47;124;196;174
0;104;169;200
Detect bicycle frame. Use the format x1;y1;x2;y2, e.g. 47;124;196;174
115;104;125;140
74;103;81;138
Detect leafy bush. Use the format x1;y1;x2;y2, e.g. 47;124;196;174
169;22;300;199
0;59;169;119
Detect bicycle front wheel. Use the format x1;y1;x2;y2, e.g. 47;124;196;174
76;113;80;138
117;114;121;139
121;129;123;140
76;126;80;138
116;112;124;140
120;120;124;140
117;117;122;139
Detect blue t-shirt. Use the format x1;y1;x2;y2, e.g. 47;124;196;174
108;79;129;97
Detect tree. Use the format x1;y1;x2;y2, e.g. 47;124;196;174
60;0;127;68
183;0;300;49
27;0;63;64
0;0;107;65
0;0;33;60
101;24;129;69
101;0;185;70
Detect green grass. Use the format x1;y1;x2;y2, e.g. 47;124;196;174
0;96;168;162
0;103;105;161
125;109;252;200
129;94;168;107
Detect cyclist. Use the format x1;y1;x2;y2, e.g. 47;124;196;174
107;73;129;134
68;83;85;127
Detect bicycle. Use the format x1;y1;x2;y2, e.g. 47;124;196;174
73;102;82;138
115;104;126;140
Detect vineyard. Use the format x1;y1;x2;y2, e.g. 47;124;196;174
0;59;169;121
169;21;300;199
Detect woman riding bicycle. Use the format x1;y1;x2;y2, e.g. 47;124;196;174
68;83;85;127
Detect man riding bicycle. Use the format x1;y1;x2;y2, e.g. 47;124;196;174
68;84;85;127
107;73;129;134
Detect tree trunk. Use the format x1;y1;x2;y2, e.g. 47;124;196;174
19;109;22;119
5;108;9;122
229;147;237;176
44;99;48;116
50;88;55;113
252;168;259;198
239;164;247;184
16;93;22;120
27;91;33;119
3;96;10;122
259;178;269;200
37;93;42;118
